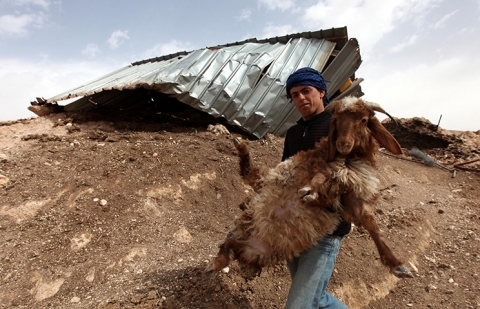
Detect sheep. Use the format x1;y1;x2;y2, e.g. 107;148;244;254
206;96;413;279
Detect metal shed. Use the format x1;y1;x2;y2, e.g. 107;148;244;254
32;27;363;138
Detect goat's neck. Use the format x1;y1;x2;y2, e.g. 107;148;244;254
351;136;379;165
344;152;377;167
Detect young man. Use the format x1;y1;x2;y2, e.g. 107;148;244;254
282;67;350;309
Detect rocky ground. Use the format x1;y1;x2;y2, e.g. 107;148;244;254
0;107;479;309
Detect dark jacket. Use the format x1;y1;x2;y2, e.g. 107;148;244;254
282;111;351;237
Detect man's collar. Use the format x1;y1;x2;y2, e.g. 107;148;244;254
296;110;331;127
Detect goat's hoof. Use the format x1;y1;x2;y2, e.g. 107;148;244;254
205;263;215;273
303;194;317;203
392;265;414;278
298;186;312;197
233;137;242;147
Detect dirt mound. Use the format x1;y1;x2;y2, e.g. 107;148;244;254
383;117;480;172
1;111;479;309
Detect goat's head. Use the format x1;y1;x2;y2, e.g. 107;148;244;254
325;96;403;161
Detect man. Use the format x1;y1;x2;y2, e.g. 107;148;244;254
282;67;350;309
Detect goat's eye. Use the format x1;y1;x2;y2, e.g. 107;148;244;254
361;118;368;124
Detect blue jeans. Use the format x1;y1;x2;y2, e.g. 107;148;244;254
286;236;348;309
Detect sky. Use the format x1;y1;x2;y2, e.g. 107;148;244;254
1;0;479;131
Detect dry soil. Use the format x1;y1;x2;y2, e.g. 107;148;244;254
0;110;479;309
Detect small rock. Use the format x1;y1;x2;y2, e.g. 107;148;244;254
99;199;107;206
93;198;99;202
71;296;81;303
147;290;158;300
424;255;436;263
0;175;9;187
177;258;183;263
3;272;12;281
173;227;192;244
86;268;95;282
207;124;230;135
425;284;437;292
448;278;454;283
221;267;230;274
130;293;144;304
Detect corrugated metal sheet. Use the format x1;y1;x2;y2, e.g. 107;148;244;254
43;27;363;138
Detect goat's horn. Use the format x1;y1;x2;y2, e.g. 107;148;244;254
324;101;335;111
366;101;399;132
366;102;387;114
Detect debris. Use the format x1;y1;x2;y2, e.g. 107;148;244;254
207;124;230;135
409;147;456;177
382;117;480;173
28;104;64;116
408;261;418;273
454;158;480;173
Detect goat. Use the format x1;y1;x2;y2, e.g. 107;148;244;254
206;96;413;279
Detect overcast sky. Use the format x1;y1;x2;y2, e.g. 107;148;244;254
1;0;479;131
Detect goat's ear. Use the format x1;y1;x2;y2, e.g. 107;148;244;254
326;121;337;161
368;117;403;155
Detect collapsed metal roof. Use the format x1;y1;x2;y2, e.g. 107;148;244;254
36;27;363;138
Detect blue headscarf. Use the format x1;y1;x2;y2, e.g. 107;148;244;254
286;67;330;106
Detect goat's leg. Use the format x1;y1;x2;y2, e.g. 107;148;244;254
299;173;327;203
206;235;265;279
233;138;264;192
205;239;233;273
341;191;413;278
206;235;249;273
